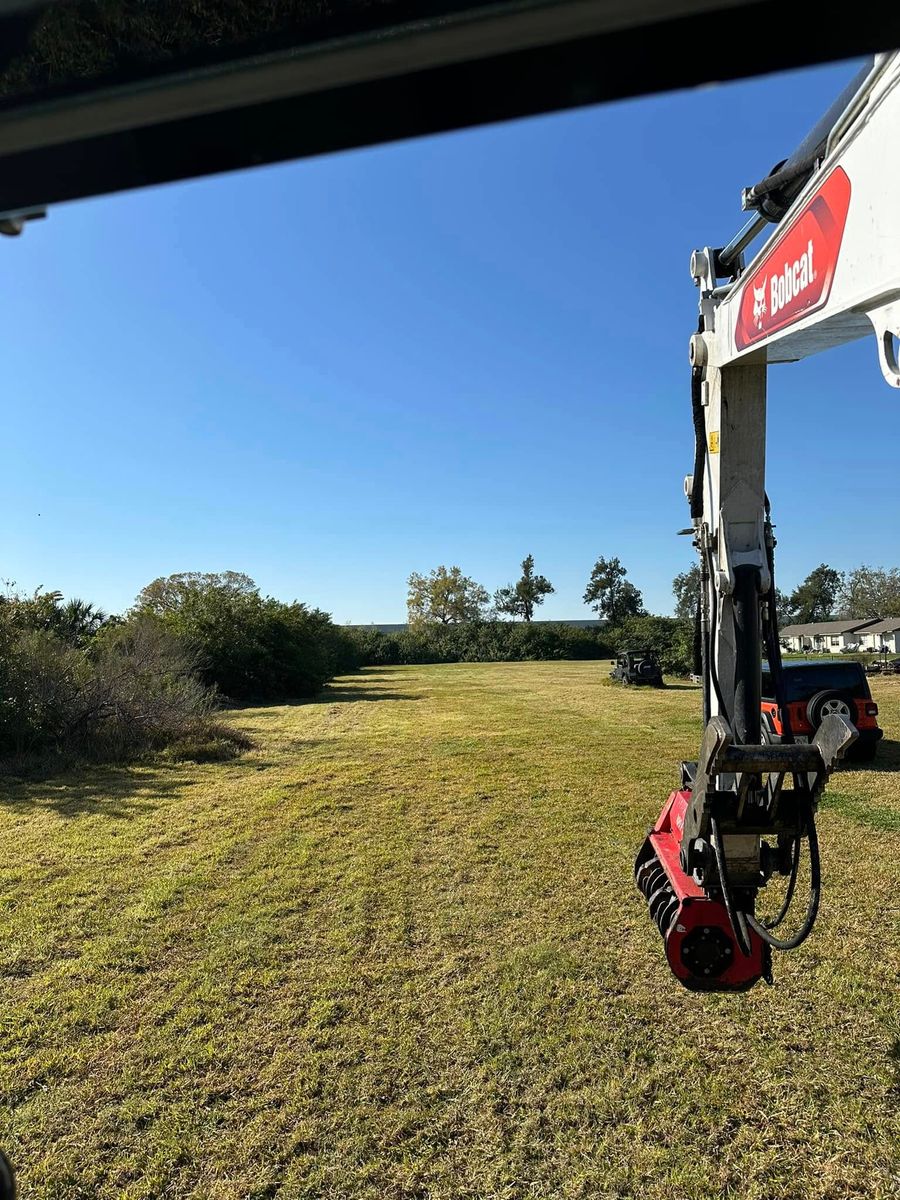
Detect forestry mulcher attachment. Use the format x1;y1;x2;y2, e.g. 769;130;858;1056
637;51;900;991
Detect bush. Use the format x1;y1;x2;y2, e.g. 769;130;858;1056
135;574;360;702
87;618;223;757
0;575;357;763
0;627;92;755
0;612;235;761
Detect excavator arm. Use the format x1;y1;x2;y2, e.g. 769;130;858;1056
636;51;900;990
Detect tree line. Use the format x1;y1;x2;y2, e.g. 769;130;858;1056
780;564;900;623
343;553;691;675
2;552;662;766
406;554;646;626
671;562;900;625
29;548;886;765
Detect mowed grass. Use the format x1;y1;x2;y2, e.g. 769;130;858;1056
1;663;899;1200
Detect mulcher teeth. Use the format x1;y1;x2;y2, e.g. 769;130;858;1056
635;853;678;936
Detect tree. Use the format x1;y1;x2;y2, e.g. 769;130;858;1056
135;571;257;616
774;588;796;624
837;565;900;619
56;598;110;647
583;557;644;624
788;564;842;624
0;587;109;647
407;566;490;626
672;564;701;623
494;554;555;622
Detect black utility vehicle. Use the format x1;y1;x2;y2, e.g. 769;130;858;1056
610;649;664;688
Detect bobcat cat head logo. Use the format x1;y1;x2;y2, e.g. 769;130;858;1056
752;283;767;329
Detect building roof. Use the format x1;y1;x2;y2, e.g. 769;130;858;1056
864;617;900;634
779;618;880;637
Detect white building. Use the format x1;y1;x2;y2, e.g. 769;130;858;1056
859;618;900;654
779;618;880;653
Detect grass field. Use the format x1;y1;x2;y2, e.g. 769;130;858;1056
1;662;899;1199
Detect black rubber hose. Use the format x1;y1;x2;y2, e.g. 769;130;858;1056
761;499;804;807
745;152;818;221
760;835;801;931
689;355;712;723
710;815;753;958
745;806;821;951
732;565;762;745
764;614;794;746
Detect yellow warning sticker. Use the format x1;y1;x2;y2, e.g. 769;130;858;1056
709;431;720;454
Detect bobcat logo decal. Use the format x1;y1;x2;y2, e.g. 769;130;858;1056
735;167;851;352
752;283;767;329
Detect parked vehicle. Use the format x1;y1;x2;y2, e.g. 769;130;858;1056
761;660;883;761
610;649;664;687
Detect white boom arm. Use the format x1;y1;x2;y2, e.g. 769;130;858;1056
667;54;900;977
686;51;900;746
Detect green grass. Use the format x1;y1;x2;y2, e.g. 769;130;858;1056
1;662;899;1199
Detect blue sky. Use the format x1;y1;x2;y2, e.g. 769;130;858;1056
3;56;896;623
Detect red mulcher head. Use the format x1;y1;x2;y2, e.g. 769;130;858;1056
634;710;858;992
635;790;770;991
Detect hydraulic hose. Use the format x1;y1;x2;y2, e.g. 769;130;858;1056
710;815;753;958
732;565;762;745
760;834;801;931
745;805;821;951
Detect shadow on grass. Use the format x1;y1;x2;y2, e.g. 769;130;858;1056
870;737;900;772
317;687;423;704
843;737;900;774
239;690;422;710
230;671;423;712
0;762;191;820
317;669;424;704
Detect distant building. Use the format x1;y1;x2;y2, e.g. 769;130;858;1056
779;618;880;653
859;618;900;654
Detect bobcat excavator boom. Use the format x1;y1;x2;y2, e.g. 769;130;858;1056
635;51;900;990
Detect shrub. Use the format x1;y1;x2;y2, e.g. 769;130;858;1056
87;618;222;758
134;574;359;701
0;613;233;761
0;627;92;755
